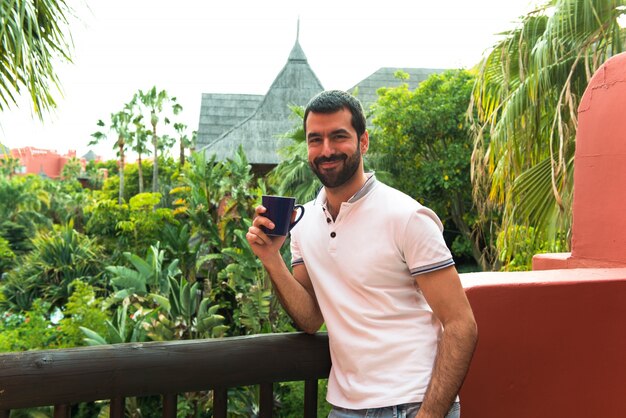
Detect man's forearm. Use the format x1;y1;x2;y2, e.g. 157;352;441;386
417;319;478;417
261;255;323;334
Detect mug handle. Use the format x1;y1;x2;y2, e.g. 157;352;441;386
289;205;305;230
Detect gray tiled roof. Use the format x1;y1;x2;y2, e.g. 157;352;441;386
349;67;446;112
196;93;264;149
82;150;98;161
200;40;323;164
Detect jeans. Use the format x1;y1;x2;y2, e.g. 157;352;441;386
328;401;460;418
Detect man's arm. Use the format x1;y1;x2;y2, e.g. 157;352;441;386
415;265;478;418
246;205;324;334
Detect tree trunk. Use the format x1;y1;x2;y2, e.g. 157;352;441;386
137;152;144;194
118;139;125;205
179;141;185;168
152;131;158;192
449;192;489;271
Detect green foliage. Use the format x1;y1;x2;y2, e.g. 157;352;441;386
470;0;626;263
0;236;16;276
1;223;105;311
0;300;63;352
142;276;228;341
107;243;180;296
61;157;83;181
0;174;52;234
496;224;567;271
0;220;34;256
85;192;176;258
371;69;490;269
81;297;150;345
0;0;75;115
58;281;109;347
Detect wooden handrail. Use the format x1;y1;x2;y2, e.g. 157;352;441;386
0;332;331;414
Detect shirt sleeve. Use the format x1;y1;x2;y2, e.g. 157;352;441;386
290;229;304;267
402;206;455;276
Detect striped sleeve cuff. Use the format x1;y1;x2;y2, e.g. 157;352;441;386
291;258;305;267
410;258;455;276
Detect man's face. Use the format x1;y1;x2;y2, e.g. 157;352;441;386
305;108;368;188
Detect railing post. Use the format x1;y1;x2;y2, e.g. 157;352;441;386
110;396;125;418
162;393;177;418
53;404;71;418
213;388;227;418
304;379;319;418
259;382;274;418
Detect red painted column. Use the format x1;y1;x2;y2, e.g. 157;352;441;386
533;52;626;270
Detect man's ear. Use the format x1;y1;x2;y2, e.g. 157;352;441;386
360;131;369;154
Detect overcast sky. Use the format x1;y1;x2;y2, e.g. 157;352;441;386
0;0;541;160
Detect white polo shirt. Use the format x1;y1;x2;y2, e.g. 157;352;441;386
290;174;454;409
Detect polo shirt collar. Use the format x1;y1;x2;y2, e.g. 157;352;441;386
314;172;377;206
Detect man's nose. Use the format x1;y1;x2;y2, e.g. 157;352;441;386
320;138;334;156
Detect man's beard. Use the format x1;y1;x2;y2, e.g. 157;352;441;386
309;147;361;188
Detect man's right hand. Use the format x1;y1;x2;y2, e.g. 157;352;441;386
246;205;288;263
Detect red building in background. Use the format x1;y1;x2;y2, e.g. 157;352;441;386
5;147;90;179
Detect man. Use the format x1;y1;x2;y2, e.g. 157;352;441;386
246;90;477;418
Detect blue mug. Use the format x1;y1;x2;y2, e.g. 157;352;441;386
261;195;305;236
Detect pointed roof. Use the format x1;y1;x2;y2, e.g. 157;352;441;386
82;150;98;161
200;38;324;164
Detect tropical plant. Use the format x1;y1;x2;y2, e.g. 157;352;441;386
469;0;626;261
58;280;109;347
133;87;183;192
371;69;490;269
0;236;16;276
61;156;83;181
142;276;228;341
106;243;180;296
90;105;134;204
0;156;22;178
0;0;75;115
129;114;152;194
0;175;52;234
1;223;105;311
0;300;64;352
174;122;196;167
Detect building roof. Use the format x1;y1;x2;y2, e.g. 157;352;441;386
349;67;446;112
199;39;324;164
196;94;264;150
82;150;98;161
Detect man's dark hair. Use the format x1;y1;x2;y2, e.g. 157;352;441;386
303;90;367;139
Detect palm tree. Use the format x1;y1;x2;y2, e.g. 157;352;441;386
174;122;196;167
61;157;82;181
469;0;626;259
0;0;75;115
134;87;182;192
90;106;133;204
129;115;151;193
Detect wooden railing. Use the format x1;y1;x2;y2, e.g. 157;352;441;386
0;332;331;418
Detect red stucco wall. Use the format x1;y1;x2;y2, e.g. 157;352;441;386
459;269;626;417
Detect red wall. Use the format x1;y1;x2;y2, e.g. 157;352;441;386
459;268;626;418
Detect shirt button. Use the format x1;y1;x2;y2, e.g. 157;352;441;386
330;232;336;238
326;218;331;223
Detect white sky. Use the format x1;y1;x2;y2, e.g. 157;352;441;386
0;0;541;160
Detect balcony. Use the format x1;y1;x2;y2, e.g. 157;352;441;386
2;269;625;418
